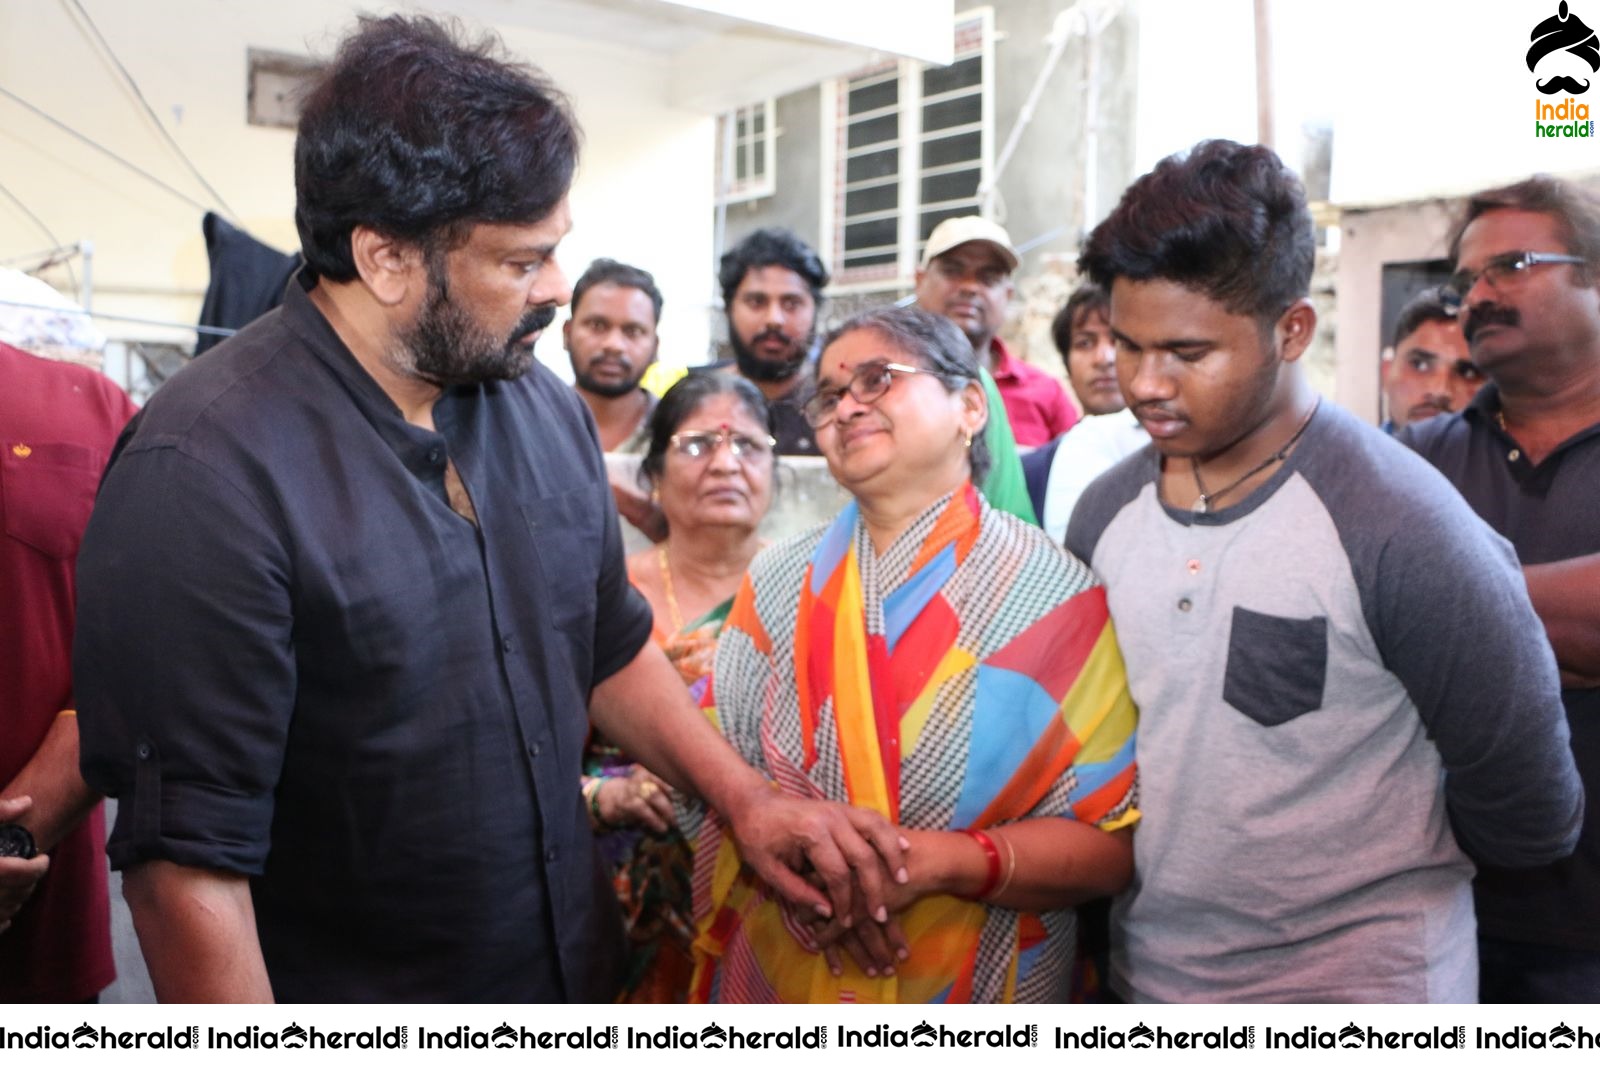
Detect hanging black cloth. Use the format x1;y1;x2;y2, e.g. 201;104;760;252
195;212;302;355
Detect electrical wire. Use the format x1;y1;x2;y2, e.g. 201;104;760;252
0;86;215;215
63;0;236;219
0;177;81;299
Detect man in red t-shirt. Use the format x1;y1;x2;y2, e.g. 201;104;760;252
0;340;136;1002
913;216;1078;446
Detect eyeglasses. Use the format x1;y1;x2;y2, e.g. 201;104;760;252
668;428;775;461
1441;251;1586;311
802;360;942;428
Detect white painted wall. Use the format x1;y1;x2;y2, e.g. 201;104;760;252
0;1;716;379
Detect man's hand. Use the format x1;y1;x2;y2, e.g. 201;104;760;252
724;791;908;926
609;477;667;543
0;796;49;935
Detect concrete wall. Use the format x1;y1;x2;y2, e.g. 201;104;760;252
712;0;1138;386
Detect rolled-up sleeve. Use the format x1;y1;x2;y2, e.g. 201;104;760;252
75;443;295;876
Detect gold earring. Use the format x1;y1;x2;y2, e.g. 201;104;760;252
964;429;973;449
650;487;660;504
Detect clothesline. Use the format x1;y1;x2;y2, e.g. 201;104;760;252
0;297;234;337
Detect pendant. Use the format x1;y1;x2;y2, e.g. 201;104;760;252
1191;497;1209;515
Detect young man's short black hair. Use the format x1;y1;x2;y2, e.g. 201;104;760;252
295;15;580;282
571;258;663;323
1390;286;1457;349
1079;139;1314;325
1051;281;1110;358
717;228;830;308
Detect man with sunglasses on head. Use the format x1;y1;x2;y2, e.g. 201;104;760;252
1403;175;1600;1003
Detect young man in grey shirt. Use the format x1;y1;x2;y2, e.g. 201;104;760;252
1065;139;1582;1003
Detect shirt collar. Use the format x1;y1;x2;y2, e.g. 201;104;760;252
988;336;1020;382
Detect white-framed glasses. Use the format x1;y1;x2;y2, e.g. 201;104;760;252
668;428;776;460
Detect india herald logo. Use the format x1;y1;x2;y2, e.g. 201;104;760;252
1530;1;1600;94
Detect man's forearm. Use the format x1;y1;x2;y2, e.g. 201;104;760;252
4;713;99;851
1524;555;1600;681
588;642;769;820
123;860;274;1003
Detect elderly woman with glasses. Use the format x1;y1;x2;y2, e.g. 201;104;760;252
582;373;777;1002
685;306;1138;1004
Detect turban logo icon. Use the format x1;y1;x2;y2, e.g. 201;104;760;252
1530;1;1600;94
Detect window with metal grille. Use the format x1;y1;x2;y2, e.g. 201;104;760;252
827;11;992;287
715;100;776;204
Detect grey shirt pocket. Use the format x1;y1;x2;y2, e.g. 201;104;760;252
1222;606;1328;726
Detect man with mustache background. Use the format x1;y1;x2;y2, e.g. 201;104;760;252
72;15;907;1003
711;228;829;455
566;258;662;454
1404;176;1600;1002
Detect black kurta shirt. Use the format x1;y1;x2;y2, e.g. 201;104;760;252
1404;385;1600;953
75;274;652;1001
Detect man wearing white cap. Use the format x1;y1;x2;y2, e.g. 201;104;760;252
914;216;1078;446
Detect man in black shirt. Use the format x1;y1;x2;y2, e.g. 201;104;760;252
709;228;829;455
74;16;904;1003
1405;175;1600;1002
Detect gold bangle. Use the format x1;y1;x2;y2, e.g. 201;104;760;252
986;829;1017;902
56;709;77;718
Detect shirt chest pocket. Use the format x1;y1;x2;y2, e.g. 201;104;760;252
1;440;104;559
1222;606;1328;727
522;486;604;633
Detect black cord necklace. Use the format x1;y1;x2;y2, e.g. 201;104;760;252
1190;400;1320;515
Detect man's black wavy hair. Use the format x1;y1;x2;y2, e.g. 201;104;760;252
718;228;830;308
1079;139;1314;325
294;15;580;281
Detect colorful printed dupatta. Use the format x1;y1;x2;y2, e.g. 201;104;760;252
689;484;1138;1003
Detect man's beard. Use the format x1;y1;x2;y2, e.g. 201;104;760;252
398;259;556;387
572;355;647;398
729;322;812;383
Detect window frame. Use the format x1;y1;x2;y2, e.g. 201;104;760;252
715;99;778;205
821;7;996;292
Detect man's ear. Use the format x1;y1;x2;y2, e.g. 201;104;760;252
1276;298;1318;364
350;226;425;307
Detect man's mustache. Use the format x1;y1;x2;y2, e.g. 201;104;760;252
512;305;557;341
752;326;794;346
1538;75;1592;94
1462;302;1520;342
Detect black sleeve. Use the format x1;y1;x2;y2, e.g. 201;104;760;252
75;445;296;875
1065;449;1151;568
1310;433;1584;868
589;480;654;686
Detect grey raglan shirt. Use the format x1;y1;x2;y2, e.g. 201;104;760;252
1066;402;1582;1003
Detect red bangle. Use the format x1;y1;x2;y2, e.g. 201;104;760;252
962;828;1001;900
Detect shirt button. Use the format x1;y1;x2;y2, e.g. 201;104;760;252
1177;597;1193;612
501;636;514;653
428;447;443;464
527;741;542;758
1508;449;1521;462
136;742;152;760
545;847;558;863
